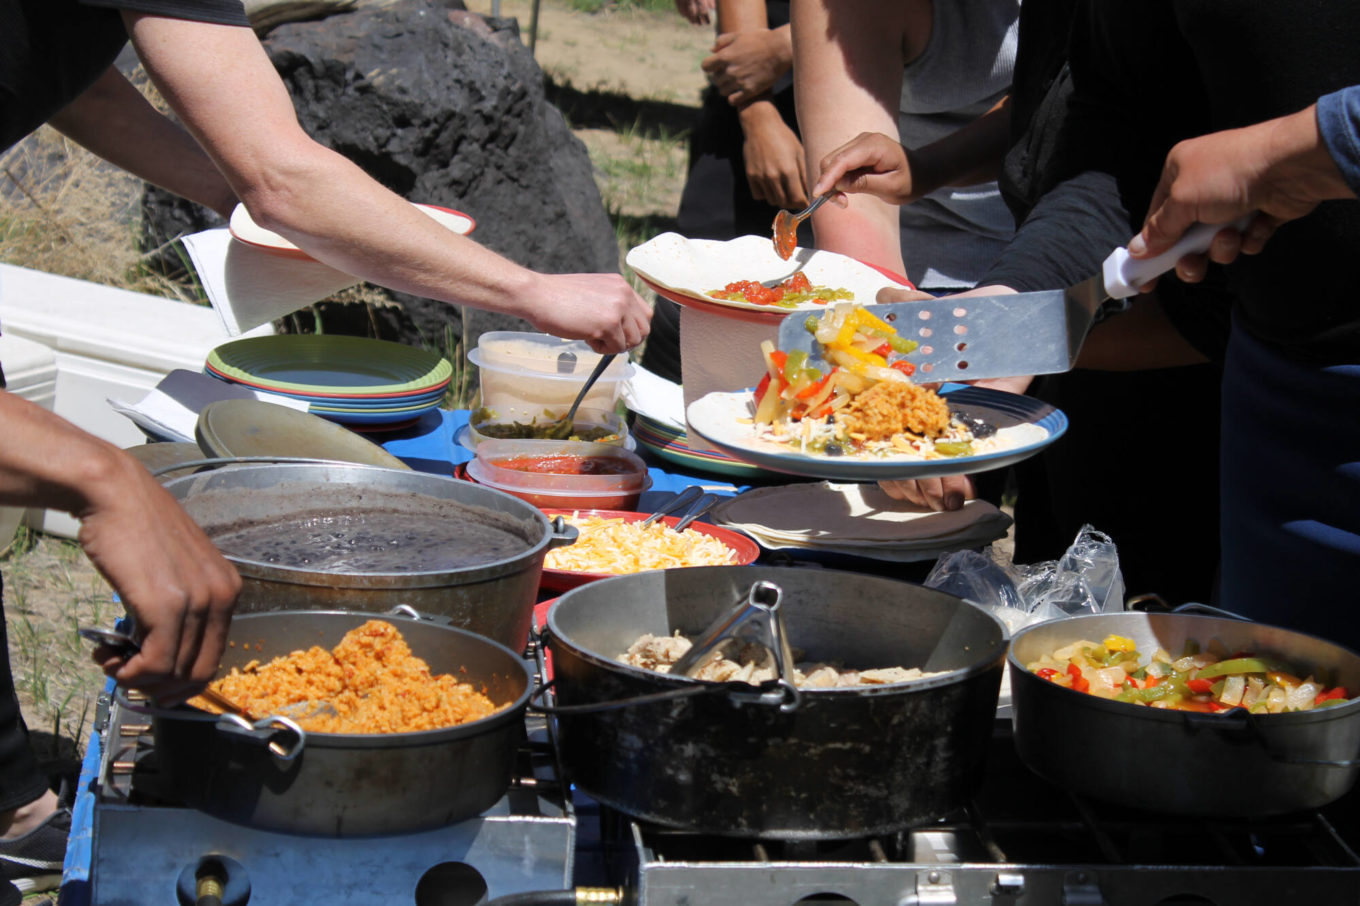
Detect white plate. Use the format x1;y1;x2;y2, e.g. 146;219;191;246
686;386;1067;481
625;232;906;313
229;203;474;257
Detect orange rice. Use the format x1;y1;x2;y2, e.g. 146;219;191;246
837;380;951;441
191;619;503;734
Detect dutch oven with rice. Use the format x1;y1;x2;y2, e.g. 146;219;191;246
135;608;533;836
541;565;1007;839
162;462;576;651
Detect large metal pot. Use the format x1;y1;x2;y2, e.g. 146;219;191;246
1009;611;1360;816
144;609;532;836
163;462;575;651
543;565;1007;839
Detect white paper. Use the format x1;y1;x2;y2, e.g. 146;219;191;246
181;228;360;336
621;364;686;430
108;368;309;442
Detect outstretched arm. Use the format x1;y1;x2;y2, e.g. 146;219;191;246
1130;98;1356;286
122;13;650;353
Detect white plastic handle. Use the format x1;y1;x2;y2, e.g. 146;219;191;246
1102;215;1254;299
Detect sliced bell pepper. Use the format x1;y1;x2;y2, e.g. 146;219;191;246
1186;678;1215;694
1066;662;1089;694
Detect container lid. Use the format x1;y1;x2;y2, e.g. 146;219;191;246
196;399;410;470
470;332;633;380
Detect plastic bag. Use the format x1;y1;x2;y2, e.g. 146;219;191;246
925;524;1125;633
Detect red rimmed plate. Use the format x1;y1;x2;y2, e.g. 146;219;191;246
228;202;476;260
627;233;915;323
538;507;760;593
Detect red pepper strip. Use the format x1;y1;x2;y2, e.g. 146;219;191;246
1186;678;1214;694
1143;676;1161;689
873;342;892;358
891;360;916;376
795;372;834;400
1036;667;1058;680
754;373;771;402
1316;687;1349;705
1067;662;1089;693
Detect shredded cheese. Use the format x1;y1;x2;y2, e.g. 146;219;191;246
545;514;739;575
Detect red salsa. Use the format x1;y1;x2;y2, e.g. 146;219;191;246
492;455;638;476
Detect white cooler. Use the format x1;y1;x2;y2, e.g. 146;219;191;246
0;263;272;538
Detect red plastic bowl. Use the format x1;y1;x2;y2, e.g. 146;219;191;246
538;508;761;593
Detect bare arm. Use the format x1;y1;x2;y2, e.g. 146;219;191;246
712;0;806;209
122;14;650;353
47;66;238;219
792;0;930;273
0;393;240;704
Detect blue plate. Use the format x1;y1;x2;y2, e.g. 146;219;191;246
685;385;1068;481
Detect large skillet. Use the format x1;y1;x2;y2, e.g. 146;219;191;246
1009;610;1360;816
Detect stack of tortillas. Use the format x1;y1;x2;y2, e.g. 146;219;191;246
712;482;1011;562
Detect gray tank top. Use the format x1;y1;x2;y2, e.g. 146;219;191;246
898;0;1020;289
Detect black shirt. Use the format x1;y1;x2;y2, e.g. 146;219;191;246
989;0;1360;365
1;0;249;152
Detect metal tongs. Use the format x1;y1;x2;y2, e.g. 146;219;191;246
639;486;722;531
668;580;802;712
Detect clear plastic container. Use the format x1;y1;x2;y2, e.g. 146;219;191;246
468;332;634;421
466;439;651;511
464;406;630;449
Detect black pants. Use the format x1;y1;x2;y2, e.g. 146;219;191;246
1010;363;1223;605
0;577;46;814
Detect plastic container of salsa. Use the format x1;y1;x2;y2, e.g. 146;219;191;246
465;439;651;511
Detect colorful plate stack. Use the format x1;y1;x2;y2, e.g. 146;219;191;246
630;413;778;480
205;335;451;430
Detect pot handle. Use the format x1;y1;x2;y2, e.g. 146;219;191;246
546;516;579;550
382;604;455;627
113;686;307;762
1185;706;1360;768
1128;594;1252;621
527;676;800;716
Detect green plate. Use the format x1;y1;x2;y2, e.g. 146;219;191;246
206;335;452;396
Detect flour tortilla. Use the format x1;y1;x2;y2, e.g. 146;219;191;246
625;233;905;313
713;482;1010;544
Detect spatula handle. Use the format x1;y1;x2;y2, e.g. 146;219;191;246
1103;215;1254;299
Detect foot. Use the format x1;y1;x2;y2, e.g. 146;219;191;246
0;791;58;840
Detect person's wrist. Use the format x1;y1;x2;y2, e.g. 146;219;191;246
736;96;778;122
1275;105;1355;202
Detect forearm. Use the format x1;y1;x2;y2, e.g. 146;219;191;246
0;393;130;517
909;98;1012;192
716;0;768;34
47;66;238;220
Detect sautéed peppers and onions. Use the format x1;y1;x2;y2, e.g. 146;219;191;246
749;303;1011;459
1028;634;1352;714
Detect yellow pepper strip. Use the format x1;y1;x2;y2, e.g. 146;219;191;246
850;306;895;335
834;319;858;349
836;344;887;368
1102;635;1137;653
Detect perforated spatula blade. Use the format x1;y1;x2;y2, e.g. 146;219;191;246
778;220;1246;382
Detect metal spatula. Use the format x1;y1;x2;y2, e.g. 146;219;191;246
777;220;1246;382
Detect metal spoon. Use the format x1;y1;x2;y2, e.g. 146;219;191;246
672;493;721;533
544;353;617;440
772;191;833;260
639;486;704;528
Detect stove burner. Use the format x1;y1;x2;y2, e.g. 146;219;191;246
580;724;1360;906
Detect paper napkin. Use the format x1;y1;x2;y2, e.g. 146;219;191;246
180;228;360;336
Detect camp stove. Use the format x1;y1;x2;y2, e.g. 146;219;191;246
580;722;1360;906
76;688;573;906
